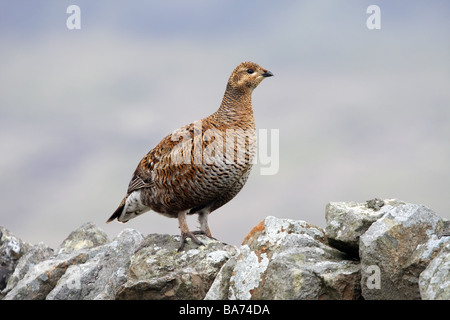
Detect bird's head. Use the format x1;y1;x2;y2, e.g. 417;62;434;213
228;61;273;92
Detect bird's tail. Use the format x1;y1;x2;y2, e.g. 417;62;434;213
106;202;125;223
107;190;150;223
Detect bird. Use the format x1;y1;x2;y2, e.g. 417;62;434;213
107;61;273;251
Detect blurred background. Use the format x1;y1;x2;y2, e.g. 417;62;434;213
1;0;449;248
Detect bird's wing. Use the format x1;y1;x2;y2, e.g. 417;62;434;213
126;173;153;194
125;120;251;207
125;128;184;194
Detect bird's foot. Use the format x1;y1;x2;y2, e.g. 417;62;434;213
178;231;204;252
437;231;450;239
192;230;216;240
192;231;228;245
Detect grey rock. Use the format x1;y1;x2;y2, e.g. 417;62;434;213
360;203;450;300
3;200;450;300
0;266;8;294
1;242;53;297
366;198;386;211
0;226;32;292
325;199;405;257
3;250;89;300
206;216;360;300
116;233;237;300
419;243;450;300
2;222;126;300
57;222;109;254
204;255;238;300
47;228;143;300
437;220;450;238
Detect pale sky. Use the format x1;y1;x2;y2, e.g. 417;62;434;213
1;1;449;248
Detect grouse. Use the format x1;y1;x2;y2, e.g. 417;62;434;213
107;61;273;250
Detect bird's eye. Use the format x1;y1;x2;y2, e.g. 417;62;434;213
247;69;254;74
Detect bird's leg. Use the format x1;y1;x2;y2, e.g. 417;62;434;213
192;211;226;244
194;210;212;238
177;211;204;251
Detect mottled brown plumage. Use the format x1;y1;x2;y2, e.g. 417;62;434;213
107;61;273;250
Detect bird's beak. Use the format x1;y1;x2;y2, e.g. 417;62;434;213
262;70;274;77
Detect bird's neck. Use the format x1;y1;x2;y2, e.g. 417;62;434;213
213;83;255;129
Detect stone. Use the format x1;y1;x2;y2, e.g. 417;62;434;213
3;201;450;301
1;242;53;298
46;228;144;300
115;233;237;300
206;216;361;300
57;222;109;254
3;250;89;300
359;203;450;300
204;255;238;300
325;199;405;257
0;226;32;292
437;220;450;238
1;223;140;300
419;242;450;300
